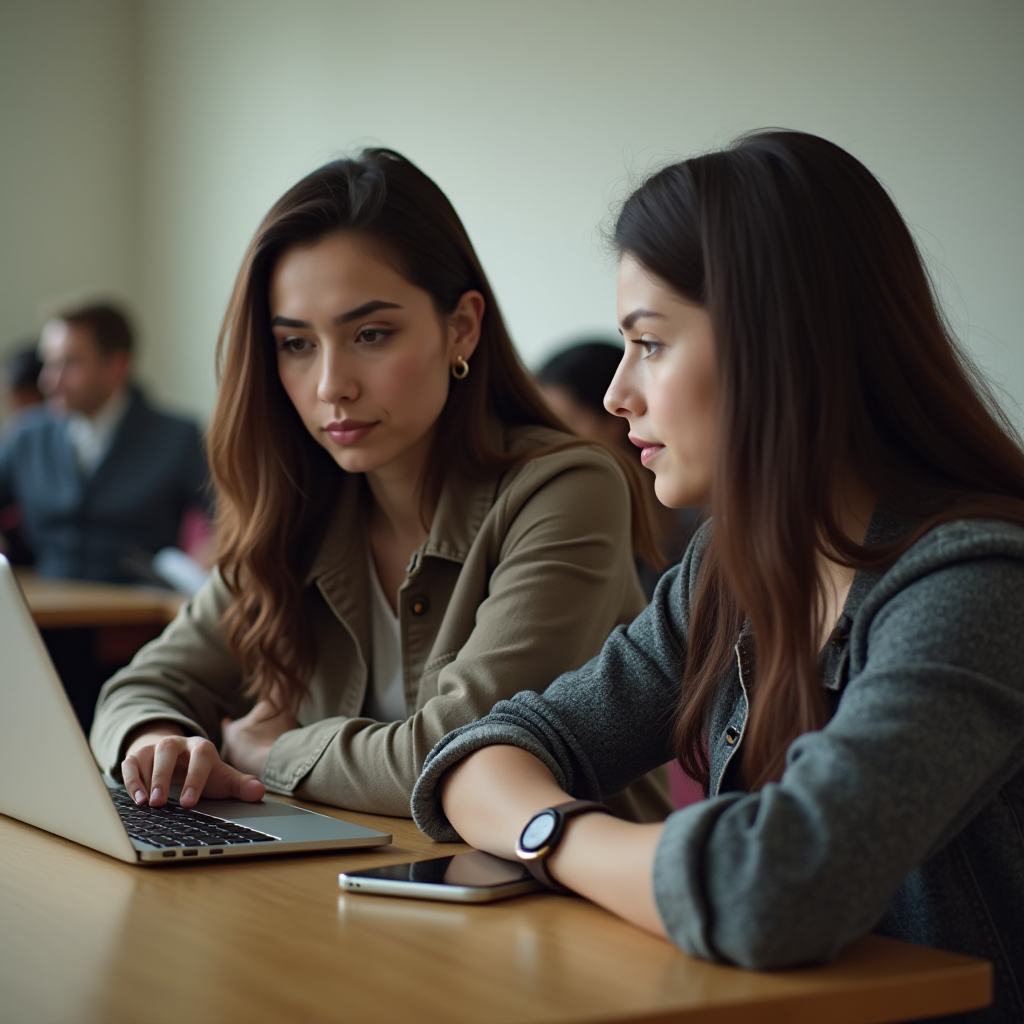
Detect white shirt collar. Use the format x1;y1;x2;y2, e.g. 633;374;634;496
67;386;131;476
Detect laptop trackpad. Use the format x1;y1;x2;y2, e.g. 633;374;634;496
193;796;312;820
192;795;380;842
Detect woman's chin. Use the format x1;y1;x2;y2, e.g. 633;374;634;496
654;474;708;510
325;450;382;475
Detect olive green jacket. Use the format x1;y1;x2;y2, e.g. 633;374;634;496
89;424;671;820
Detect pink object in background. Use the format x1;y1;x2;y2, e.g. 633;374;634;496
177;505;215;566
0;503;22;533
669;760;704;808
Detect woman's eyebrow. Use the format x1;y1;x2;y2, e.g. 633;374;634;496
269;301;403;330
335;300;402;324
620;308;665;331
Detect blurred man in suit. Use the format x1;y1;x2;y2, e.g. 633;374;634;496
0;302;211;583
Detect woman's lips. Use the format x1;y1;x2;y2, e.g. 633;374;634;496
325;420;377;445
628;434;665;467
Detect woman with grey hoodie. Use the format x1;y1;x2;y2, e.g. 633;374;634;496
413;131;1024;1024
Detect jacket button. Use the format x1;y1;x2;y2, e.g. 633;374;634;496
409;596;429;616
725;726;740;745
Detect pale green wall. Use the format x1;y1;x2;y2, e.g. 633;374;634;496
0;0;140;375
2;1;1023;426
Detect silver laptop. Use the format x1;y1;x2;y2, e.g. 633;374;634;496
0;555;392;863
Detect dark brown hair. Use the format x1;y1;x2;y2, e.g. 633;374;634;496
537;340;627;417
614;130;1024;791
54;302;133;357
210;149;658;705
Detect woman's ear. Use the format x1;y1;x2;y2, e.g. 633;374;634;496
447;290;485;363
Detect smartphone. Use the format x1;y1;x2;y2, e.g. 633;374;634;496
339;850;540;903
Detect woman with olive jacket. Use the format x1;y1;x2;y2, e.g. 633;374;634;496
89;150;670;822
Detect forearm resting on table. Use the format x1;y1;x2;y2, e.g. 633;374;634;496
441;745;667;938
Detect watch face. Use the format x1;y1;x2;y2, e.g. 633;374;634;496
520;810;557;852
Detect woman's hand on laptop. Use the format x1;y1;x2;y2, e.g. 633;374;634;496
122;722;266;809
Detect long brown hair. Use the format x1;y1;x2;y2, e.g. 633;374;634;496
209;149;657;705
614;130;1024;792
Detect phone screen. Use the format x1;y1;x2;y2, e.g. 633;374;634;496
346;851;530;888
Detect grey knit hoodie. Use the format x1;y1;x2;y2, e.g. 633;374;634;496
412;511;1024;1024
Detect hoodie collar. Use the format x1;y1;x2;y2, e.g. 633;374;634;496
839;504;917;625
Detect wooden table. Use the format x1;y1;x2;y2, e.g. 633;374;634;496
14;569;184;629
0;803;991;1024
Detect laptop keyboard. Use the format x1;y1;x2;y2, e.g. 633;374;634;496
110;788;282;848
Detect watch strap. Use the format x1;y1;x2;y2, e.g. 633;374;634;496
517;799;609;894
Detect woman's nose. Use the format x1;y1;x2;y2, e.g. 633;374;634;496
317;348;358;405
604;351;642;419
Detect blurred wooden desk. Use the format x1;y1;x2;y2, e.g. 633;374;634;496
0;804;991;1024
14;571;185;731
15;569;184;629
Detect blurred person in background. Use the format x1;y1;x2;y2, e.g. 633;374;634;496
2;345;44;423
0;343;45;563
0;302;212;583
538;339;701;598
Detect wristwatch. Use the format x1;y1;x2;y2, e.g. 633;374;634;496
515;799;609;894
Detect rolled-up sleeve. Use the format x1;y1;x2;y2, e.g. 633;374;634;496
653;556;1024;968
414;537;1024;971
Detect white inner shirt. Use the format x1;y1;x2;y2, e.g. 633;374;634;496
363;549;407;723
66;386;130;477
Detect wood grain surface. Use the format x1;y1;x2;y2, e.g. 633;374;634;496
15;569;184;628
0;800;990;1024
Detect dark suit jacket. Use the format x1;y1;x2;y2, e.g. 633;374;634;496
0;387;211;583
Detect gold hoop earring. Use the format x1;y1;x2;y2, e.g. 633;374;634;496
451;355;470;380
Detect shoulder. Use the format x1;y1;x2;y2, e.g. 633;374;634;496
877;516;1024;600
1;405;62;453
11;404;55;431
480;425;634;549
856;517;1024;669
499;423;627;496
502;422;574;454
